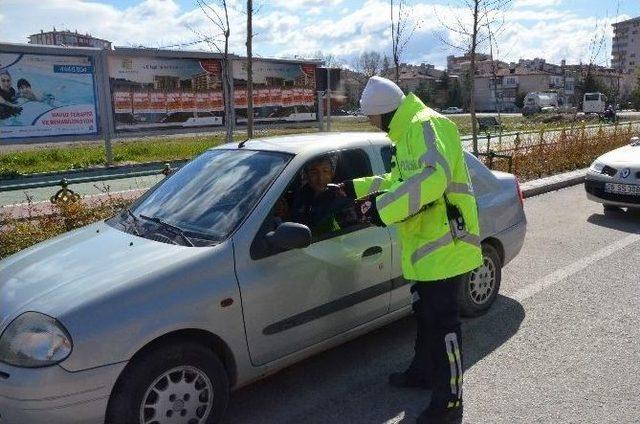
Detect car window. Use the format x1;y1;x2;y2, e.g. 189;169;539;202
292;149;373;240
111;149;291;245
251;148;374;259
380;145;393;173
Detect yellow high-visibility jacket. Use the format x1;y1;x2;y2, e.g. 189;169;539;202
354;94;482;281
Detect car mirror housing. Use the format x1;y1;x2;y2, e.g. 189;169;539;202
266;222;312;250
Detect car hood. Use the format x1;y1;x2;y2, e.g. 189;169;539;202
598;144;640;165
0;221;211;332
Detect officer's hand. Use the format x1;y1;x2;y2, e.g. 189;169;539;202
356;195;385;227
335;180;356;199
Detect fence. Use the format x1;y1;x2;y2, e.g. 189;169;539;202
477;121;639;180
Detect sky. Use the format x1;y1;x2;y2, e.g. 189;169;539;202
0;0;638;69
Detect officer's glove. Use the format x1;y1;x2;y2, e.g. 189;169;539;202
356;195;385;227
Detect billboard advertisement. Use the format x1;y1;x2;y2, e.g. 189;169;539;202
108;56;225;132
232;59;317;124
0;53;98;140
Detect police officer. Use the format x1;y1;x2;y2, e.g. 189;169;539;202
341;76;482;423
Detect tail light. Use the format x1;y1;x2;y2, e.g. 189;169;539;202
515;179;524;206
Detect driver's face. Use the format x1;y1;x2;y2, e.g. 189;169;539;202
368;114;383;130
0;76;11;91
307;160;334;194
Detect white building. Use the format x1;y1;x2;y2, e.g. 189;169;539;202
612;17;640;75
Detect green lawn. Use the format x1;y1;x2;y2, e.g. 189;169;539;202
0;114;632;177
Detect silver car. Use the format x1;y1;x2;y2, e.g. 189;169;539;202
0;132;526;424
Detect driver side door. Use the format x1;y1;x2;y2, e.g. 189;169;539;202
233;148;394;366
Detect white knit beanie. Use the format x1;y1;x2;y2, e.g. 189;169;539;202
359;76;405;115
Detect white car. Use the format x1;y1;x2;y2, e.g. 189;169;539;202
585;136;640;211
441;106;464;114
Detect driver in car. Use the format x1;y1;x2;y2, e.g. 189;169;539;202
291;155;354;236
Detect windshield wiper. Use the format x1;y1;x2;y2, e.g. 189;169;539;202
139;214;195;247
123;208;141;236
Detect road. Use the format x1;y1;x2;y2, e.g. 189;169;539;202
221;184;640;424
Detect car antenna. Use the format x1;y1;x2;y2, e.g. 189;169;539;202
238;138;249;148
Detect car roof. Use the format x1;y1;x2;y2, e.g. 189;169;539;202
214;132;390;155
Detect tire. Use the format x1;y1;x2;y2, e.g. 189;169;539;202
459;243;502;317
106;342;229;424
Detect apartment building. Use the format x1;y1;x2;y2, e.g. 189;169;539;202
28;29;112;49
474;69;575;112
612;17;640;75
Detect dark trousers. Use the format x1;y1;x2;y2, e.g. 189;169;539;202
409;276;464;410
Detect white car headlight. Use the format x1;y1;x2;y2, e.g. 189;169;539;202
0;312;72;368
589;161;605;173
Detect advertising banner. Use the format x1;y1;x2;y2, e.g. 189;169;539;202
232;59;317;124
108;55;224;132
0;52;98;140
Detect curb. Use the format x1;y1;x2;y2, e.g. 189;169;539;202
521;168;587;198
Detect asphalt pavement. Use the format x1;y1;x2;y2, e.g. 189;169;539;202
222;184;640;424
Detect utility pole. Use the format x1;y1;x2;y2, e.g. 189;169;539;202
246;0;254;138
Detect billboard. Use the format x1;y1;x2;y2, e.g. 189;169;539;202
232;59;317;124
108;56;225;132
0;53;98;140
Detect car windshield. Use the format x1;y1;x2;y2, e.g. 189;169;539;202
123;149;291;244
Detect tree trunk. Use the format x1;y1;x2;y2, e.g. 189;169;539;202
246;0;254;138
469;0;479;156
223;35;234;143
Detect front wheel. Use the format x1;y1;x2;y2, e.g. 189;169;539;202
106;342;229;424
459;243;502;317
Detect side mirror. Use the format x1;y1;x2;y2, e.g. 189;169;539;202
266;222;312;250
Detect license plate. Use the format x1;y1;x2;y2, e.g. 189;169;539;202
604;183;640;196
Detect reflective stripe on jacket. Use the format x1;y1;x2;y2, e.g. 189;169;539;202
354;93;482;281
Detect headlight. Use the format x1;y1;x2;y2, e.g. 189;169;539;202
589;161;605;173
0;312;72;368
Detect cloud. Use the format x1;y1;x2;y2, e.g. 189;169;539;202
0;0;622;70
269;0;343;10
513;0;563;8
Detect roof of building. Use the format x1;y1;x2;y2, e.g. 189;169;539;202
613;16;640;27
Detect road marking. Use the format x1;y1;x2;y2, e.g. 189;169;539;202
512;233;640;303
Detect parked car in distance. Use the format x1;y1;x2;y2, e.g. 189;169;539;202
441;106;464;114
585;136;640;211
0;132;527;424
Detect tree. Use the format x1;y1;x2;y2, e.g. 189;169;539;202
354;51;383;80
515;90;526;109
246;0;254;138
195;0;234;143
414;82;434;104
382;55;391;76
448;78;463;108
437;0;512;155
311;50;342;68
390;0;419;84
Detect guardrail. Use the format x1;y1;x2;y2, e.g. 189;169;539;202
0;160;187;192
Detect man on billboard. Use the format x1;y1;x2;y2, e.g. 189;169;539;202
0;70;22;120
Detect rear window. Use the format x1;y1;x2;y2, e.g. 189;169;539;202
585;94;600;101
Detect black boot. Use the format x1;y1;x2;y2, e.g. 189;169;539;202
416;405;463;424
388;370;431;389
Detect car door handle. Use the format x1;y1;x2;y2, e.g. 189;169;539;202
362;246;383;258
